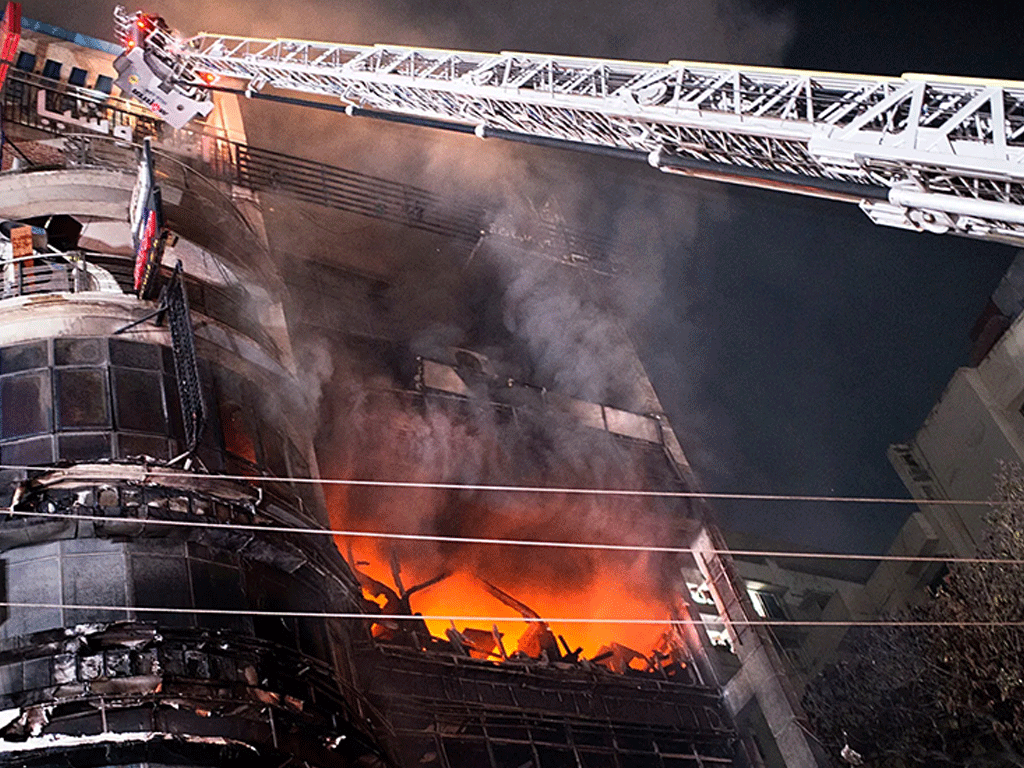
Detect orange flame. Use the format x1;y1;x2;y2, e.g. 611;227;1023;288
330;484;673;662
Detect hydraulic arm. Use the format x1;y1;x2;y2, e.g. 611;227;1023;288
113;6;1024;246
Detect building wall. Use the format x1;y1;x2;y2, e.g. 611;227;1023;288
0;131;385;765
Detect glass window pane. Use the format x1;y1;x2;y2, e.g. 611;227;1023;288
1;436;53;465
112;367;166;433
41;59;61;80
1;370;51;437
62;551;129;626
55;337;105;366
58;433;112;462
164;375;185;440
14;52;35;72
56;368;110;429
116;433;169;460
109;339;161;370
131;553;193;628
0;341;47;374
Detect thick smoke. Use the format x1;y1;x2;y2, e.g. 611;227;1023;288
320;353;684;601
244;0;789;600
42;0;794;610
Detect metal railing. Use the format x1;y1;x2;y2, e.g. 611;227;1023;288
2;70;623;272
0;251;107;299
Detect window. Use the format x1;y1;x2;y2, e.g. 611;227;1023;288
94;75;113;95
41;59;62;80
747;588;788;621
58;433;112;462
1;436;53;465
112;367;166;434
0;341;47;374
14;52;35;72
109;338;162;370
55;337;105;367
68;67;87;87
55;368;111;429
220;403;256;464
1;370;52;437
687;582;716;607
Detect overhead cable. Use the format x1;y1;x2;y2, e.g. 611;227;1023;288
0;463;996;507
4;506;1023;567
1;600;1024;628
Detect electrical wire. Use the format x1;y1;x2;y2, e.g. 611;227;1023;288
2;600;1024;628
0;463;1013;565
0;463;995;507
5;504;1023;567
4;464;1021;567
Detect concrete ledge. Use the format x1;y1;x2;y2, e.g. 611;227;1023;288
0;169;134;220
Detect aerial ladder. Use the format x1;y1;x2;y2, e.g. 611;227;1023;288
112;6;1024;248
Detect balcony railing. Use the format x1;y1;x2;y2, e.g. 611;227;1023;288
0;251;120;298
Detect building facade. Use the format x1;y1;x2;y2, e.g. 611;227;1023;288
0;13;825;768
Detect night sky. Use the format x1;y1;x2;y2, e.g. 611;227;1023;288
30;0;1023;553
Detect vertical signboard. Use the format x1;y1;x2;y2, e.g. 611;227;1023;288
0;3;21;93
129;137;167;299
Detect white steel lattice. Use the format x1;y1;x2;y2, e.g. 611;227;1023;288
114;7;1024;245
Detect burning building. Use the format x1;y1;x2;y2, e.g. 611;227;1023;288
0;9;821;768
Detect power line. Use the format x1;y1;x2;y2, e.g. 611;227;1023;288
5;506;1023;567
0;463;995;507
4;600;1024;628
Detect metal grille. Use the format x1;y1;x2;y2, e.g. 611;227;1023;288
165;265;206;452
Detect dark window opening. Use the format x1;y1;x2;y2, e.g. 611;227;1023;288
23;214;82;253
93;75;113;94
41;59;61;80
14;52;35;72
189;559;247;632
755;591;789;621
261;428;288;477
68;67;87;87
